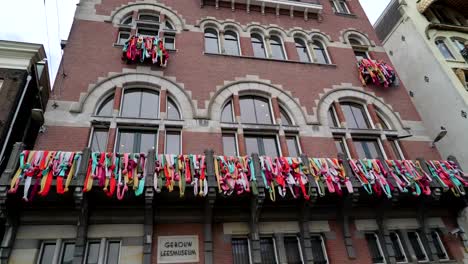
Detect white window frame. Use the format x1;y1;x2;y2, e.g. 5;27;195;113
137;13;160;23
435;38;456;60
329;104;340;128
294;37;312;63
431;230;450;262
104;240;122;264
408;231;429;263
389;231;408;264
389;139;405;160
114;126;159;153
367;232;386;264
37;239;75;264
117;31;131;45
223;30;242;56
204;27;221;54
119;87;161;119
85;238;121;264
259;236;279;264
163;33;176;50
166;96;182;120
311;39;331;64
231;237;252;264
222;132;239;156
285;134;302;157
251;32;268;58
88;126;109;152
164;129;182;155
311;234;329;264
269;35;288;60
120;15;133;25
221;100;235;123
332;0;351;14
334;136;352;159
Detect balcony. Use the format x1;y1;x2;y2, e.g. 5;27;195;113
200;0;323;20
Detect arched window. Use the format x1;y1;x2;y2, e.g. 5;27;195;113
327;107;339;127
294;38;311;63
121;89;159;119
348;37;363;46
312;40;330;64
435;39;455;60
204;28;220;53
96;95;114;116
270;35;286;60
221;101;234;123
163;20;176;50
224;30;240;56
377;113;391;130
239;96;273;124
167;97;181;120
349;36;369;61
251;33;266;58
121;15;133;25
138;13;160;23
340;102;370;129
280;107;293;126
165;21;175;30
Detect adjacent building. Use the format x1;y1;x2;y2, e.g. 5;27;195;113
375;0;468;169
0;1;467;264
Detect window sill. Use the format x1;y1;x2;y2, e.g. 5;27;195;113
334;12;356;18
204;52;336;67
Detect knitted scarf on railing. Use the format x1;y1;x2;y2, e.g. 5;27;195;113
122;35;169;67
309;158;352;197
385;160;432;196
213;156;258;196
358;59;396;88
426;160;468;197
349;159;393;198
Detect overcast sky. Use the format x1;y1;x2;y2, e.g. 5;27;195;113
0;0;390;86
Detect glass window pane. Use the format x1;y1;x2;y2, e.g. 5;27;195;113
354;139;382;159
328;108;338;127
39;243;56;264
436;40;455;60
139;132;157;153
164;36;175;50
97;96;114;116
262;137;279;157
313;41;329;64
118;131;135;153
166;132;181;155
295;38;310;63
341;103;369;129
310;236;327;264
280;108;292;126
253;97;272;124
260;237;276;264
205;29;219;53
232;238;250;264
390;232;406;263
284;237;302;264
118;32;130;45
453;39;465;51
221;101;234;122
270;36;285;60
165;21;175;30
287;137;299;157
61;242;75;264
121;90;141;118
408;232;428;261
431;231;448;260
121;16;132;25
106;241;120;264
335;138;346;156
365;233;384;263
222;134;237;156
251;34;266;58
245;137;260;156
91;129;108;152
239;97;257;124
139;14;159;22
224;31;240;56
354;50;368;61
140;91;159;119
86;242;100;264
167;98;181;120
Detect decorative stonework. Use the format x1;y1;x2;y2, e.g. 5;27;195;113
340;28;376;46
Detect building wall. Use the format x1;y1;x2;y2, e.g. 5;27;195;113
380;1;468;169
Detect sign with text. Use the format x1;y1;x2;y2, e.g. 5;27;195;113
157;235;199;263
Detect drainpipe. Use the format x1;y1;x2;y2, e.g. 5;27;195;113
0;75;32;163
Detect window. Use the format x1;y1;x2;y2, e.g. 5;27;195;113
334;137;349;158
331;0;351;14
340;102;371;129
389;232;407;263
354;50;369;61
284;236;303;264
312;40;330;64
295;38;311;63
138;14;159;22
85;240;121;264
452;38;466;52
60;242;75;264
388;138;404;160
121;15;133;25
251;33;266;58
117;130;157;153
328;107;339;128
245;135;280;157
121;89;159;119
431;230;449;261
365;233;385;264
270;35;286;60
436;39;455;60
117;31;131;45
280;108;293;126
354;138;384;159
377;114;390;130
286;136;300;157
407;231;429;262
165;131;181;155
224;30;240;56
239;96;273;124
165;21;175;31
204;28;219;53
232;238;251;264
260;237;277;264
222;133;238;156
38;243;56;264
310;235;328;264
167;97;181;120
90;128;109;152
164;34;175;50
221;101;234;123
96;95;114;116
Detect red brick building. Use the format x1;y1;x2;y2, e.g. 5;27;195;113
1;0;467;263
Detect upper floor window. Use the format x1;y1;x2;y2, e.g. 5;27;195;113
331;0;351;14
295;37;311;63
435;39;455;60
239;96;273;124
232;238;251;264
260;237;278;264
204;28;220;54
251;33;267;58
340;102;370;129
224;30;240;56
121;15;133;25
96;95;114;117
85;240;121;264
407;231;429;262
431;230;449;261
310;235;329;264
354;138;384;159
118;129;157;153
389;231;407;263
365;233;385;264
221;101;234;123
121;89;159;119
280;107;293;126
270;35;286;60
38;240;75;264
90;128;109;152
138;13;160;22
284;236;303;264
312;40;330;64
165;131;181;155
349;36;369;61
167;97;181;120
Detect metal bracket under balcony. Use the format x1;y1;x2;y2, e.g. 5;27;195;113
200;0;323;20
